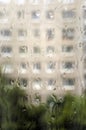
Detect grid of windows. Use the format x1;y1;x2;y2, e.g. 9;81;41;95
0;0;78;93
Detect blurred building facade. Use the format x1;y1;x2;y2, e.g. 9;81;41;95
0;0;85;102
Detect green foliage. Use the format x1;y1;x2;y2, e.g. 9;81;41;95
0;72;86;130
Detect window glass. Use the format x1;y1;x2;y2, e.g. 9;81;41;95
46;79;56;90
0;29;12;37
46;46;55;56
1;46;12;57
19;46;28;53
19;79;28;87
33;29;40;37
32;79;41;90
31;10;40;19
83;9;86;19
32;62;41;73
0;9;8;23
62;10;75;18
33;46;40;54
46;61;56;73
19;62;27;74
18;29;27;37
2;64;13;74
62;78;75;86
62;28;75;40
46;10;54;19
46;28;55;40
62;61;74;69
17;10;25;19
62;45;73;52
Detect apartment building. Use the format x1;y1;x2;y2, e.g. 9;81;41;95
0;0;84;102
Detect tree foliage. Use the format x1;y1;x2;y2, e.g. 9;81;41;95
0;72;86;130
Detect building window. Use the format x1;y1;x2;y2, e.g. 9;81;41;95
83;58;86;69
62;45;73;53
18;29;27;39
0;11;5;18
7;79;15;86
33;29;40;38
0;29;12;39
83;25;86;38
19;62;27;74
19;46;28;54
46;10;54;20
33;46;40;54
62;78;75;86
19;78;28;87
31;10;40;20
32;78;41;90
0;10;8;23
1;46;12;57
17;10;25;19
34;94;41;104
46;79;56;90
46;29;54;40
62;61;74;70
83;45;86;53
62;28;75;40
32;62;41;73
2;63;13;74
46;46;55;56
83;9;86;19
84;74;86;86
62;10;75;18
46;61;56;73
